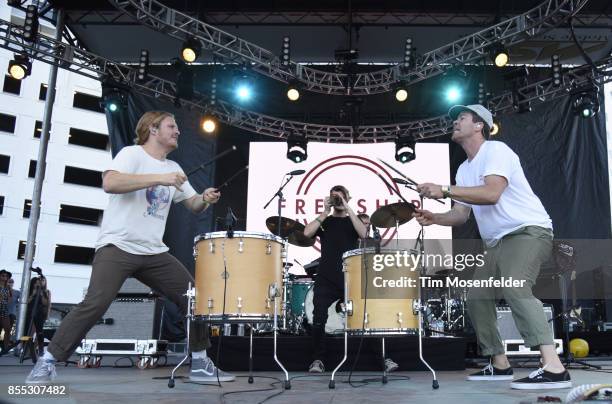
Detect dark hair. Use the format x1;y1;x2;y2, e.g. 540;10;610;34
330;185;350;200
28;276;46;296
469;112;491;139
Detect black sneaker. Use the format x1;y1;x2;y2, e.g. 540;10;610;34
510;366;571;390
467;363;514;381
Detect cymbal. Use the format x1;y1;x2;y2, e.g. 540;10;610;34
370;202;415;228
266;216;315;247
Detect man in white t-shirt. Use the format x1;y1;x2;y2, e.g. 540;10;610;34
26;111;234;383
413;105;571;390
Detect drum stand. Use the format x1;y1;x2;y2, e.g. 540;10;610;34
272;283;291;389
168;284;195;388
414;197;439;389
329;266;348;389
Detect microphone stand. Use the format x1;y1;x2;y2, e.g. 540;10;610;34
263;174;298;238
185;146;237;177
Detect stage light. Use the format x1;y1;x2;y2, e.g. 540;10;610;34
402;38;413;71
101;87;128;113
8;54;31;80
286;134;307;163
287;87;300;101
489;43;509;67
446;86;462;103
281;36;291;66
477;82;486;104
210;77;217;106
23;5;39;42
201;116;217;133
490;121;500;136
137;49;149;82
395;136;416;163
180;37;202;63
234;74;254;102
551;54;562;87
395;81;408;102
571;84;600;118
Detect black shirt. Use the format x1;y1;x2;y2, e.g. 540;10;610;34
315;216;360;287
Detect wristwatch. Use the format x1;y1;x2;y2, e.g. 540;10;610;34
441;185;452;199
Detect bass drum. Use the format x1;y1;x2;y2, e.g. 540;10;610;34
304;285;344;334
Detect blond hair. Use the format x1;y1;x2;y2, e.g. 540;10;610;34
134;111;175;145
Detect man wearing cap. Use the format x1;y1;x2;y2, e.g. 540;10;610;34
413;104;571;390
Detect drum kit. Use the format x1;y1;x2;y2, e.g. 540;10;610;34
168;163;465;390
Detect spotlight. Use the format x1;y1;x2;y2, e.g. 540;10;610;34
210;77;217;106
201;116;217;133
490;121;500;136
286;134;307;163
551;54;562;87
442;70;465;103
287;80;300;101
477;82;486;104
137;49;149;82
234;73;254;102
395;136;416;163
571;84;600;118
490;43;509;67
180;37;202;63
23;5;39;42
8;54;31;80
281;36;291;67
395;81;408;102
101;86;128;113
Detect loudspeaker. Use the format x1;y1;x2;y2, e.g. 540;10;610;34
496;305;562;355
86;297;156;339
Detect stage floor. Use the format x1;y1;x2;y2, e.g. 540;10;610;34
1;354;611;404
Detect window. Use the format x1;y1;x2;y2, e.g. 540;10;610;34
39;84;47;100
0;195;4;215
23;199;31;218
0;113;16;133
33;120;52;139
59;204;103;226
18;240;36;260
63;166;103;188
54;244;95;265
69;128;109;150
72;92;104;113
3;75;21;95
28;160;37;178
0;154;9;174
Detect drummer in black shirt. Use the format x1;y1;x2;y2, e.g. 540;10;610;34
303;185;367;373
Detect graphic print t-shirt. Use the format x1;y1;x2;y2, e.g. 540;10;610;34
95;145;196;254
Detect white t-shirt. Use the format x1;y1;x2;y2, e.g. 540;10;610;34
95;145;197;254
455;141;552;246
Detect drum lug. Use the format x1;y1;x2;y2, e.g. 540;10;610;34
268;283;278;299
193;245;198;258
345;300;353;316
397;312;403;326
238;238;244;253
265;298;271;309
412;300;421;315
266;242;272;255
364;312;369;325
207;297;214;310
237;297;243;314
208;240;215;253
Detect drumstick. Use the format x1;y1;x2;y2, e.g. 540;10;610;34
217;165;249;190
378;158;445;204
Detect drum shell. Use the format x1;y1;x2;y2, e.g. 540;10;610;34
194;232;283;320
343;248;418;331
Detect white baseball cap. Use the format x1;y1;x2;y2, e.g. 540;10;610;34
448;104;494;130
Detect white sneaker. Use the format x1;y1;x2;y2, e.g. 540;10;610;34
25;359;57;384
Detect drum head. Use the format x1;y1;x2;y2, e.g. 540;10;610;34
194;231;284;245
304;285;344;334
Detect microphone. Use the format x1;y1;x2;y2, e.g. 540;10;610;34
286;169;306;176
225;207;237;238
373;226;381;254
392;177;409;185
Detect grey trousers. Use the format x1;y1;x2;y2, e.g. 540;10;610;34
466;226;554;356
48;244;209;362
